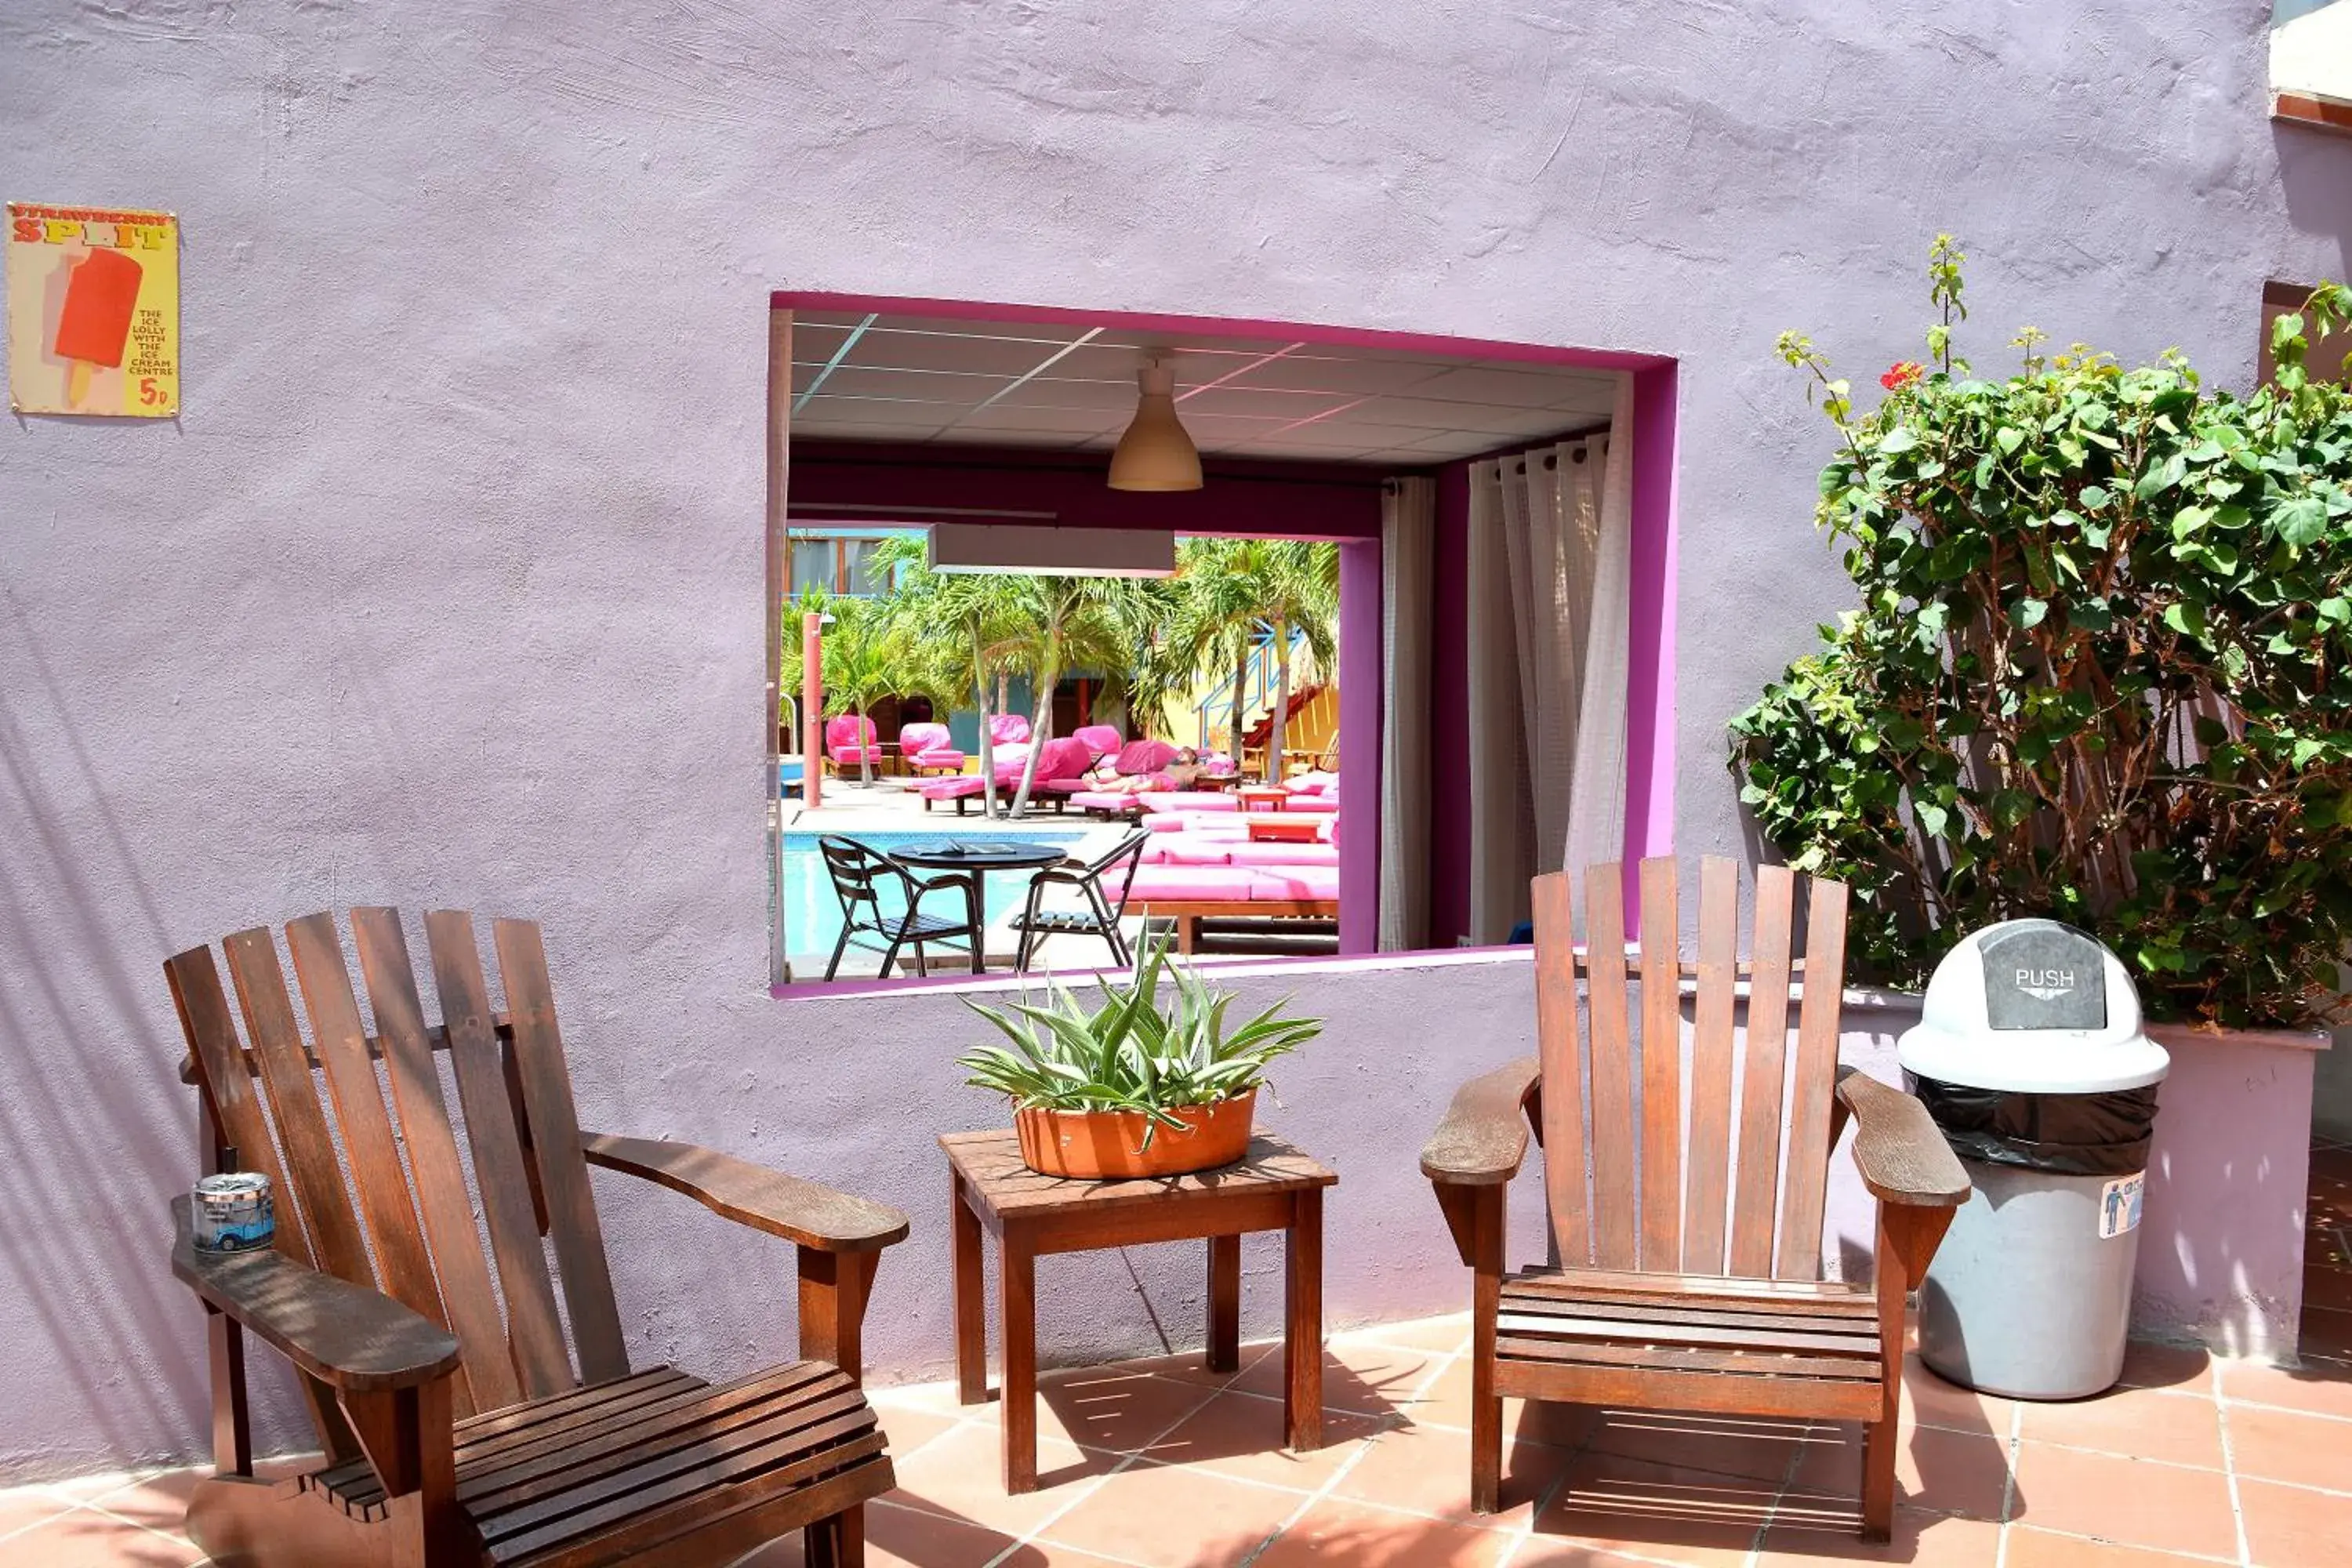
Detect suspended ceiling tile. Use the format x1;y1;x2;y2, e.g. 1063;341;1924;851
1176;386;1361;421
1250;421;1447;450
1406;364;1611;408
788;308;872;328
794;394;958;428
1222;355;1454;396
946;404;1127;435
814;365;1011;404
842;328;1075;377
989;376;1149;412
1356;397;1584;435
1046;342;1259;384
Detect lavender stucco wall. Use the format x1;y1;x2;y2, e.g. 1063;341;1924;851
3;0;2347;1481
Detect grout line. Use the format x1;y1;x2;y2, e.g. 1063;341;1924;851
980;1335;1275;1568
1232;1338;1468;1567
2213;1359;2254;1568
1993;1394;2024;1568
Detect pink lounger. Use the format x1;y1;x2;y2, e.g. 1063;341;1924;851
1139;792;1240;814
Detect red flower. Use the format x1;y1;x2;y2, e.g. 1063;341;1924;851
1882;361;1924;390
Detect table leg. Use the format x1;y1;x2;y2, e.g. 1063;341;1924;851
953;1172;988;1406
1283;1188;1323;1452
1207;1233;1241;1374
1001;1229;1038;1493
967;873;987;974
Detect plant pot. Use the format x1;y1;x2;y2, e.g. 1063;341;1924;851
1013;1088;1257;1180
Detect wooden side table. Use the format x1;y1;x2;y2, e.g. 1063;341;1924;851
1236;785;1290;813
942;1129;1338;1493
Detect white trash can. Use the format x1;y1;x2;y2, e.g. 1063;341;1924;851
1897;920;2169;1399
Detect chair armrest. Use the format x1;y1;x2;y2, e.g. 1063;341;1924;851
170;1197;462;1392
1421;1057;1541;1186
582;1133;912;1252
1835;1066;1970;1208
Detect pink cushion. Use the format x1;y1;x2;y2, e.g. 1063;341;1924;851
1152;835;1238;866
1227;843;1340;867
898;721;951;754
1129;866;1260;900
909;749;966;770
1250;866;1339;900
1284;794;1340;813
1142;811;1191;832
988;713;1032;745
1287;771;1338;796
1113;739;1179;776
1072;790;1140;813
825;715;877;754
918;776;986;800
1138;792;1239;814
1074;724;1124;760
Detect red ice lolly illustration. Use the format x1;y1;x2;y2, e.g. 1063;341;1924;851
53;248;143;407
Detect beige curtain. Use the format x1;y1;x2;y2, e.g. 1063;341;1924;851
1465;373;1636;937
1379;476;1436;951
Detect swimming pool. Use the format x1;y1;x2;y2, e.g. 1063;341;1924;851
780;828;1091;966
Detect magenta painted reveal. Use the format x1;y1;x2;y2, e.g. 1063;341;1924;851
1626;361;1682;867
1338;537;1381;954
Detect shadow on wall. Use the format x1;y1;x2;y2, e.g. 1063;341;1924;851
0;586;214;1472
2274;120;2352;274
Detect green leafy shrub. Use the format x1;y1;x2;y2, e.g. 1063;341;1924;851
957;938;1320;1132
1732;238;2352;1029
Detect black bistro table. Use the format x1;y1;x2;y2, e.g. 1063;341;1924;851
887;837;1070;974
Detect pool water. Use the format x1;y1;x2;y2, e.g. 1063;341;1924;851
781;829;1090;964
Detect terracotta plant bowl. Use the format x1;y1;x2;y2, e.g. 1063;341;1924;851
1014;1088;1257;1179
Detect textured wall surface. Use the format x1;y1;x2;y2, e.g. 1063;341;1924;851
4;0;2350;1480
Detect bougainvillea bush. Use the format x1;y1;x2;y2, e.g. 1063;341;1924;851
1733;238;2352;1029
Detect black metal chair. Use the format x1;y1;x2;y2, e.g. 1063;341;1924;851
1009;829;1152;972
818;835;980;980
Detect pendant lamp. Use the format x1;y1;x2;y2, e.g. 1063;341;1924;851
1107;358;1203;492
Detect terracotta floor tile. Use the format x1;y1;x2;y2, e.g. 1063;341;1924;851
1579;1407;1823;1483
1135;1389;1389;1490
870;1402;962;1459
2008;1445;2238;1559
1788;1423;2012;1521
1036;1367;1223;1453
2114;1341;2216;1396
2001;1524;2223;1568
1250;1496;1512;1566
1534;1452;1780;1568
2216;1355;2352;1420
0;1486;74;1544
0;1508;201;1566
81;1468;201;1534
1403;1357;1580;1445
1754;1504;2000;1566
1222;1336;1440;1419
2235;1476;2352;1568
1327;1417;1569;1530
884;1422;1119;1536
1036;1461;1306;1567
1904;1356;2017;1437
1132;1338;1280;1390
2016;1385;2225;1469
1356;1313;1471;1353
2220;1401;2352;1490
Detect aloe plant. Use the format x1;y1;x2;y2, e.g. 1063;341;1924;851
956;938;1319;1132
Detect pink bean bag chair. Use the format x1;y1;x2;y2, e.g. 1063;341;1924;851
1073;724;1124;763
825;715;882;768
988;713;1032;746
898;721;965;775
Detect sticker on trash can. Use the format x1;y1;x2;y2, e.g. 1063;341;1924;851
2098;1173;2144;1239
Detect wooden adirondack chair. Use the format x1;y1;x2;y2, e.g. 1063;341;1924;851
165;909;910;1567
1420;858;1969;1540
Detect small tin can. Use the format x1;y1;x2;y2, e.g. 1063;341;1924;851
193;1172;275;1253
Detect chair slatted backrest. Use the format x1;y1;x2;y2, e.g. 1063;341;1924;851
166;909;628;1421
1532;855;1849;1281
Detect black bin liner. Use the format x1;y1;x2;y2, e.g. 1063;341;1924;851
1907;1073;2159;1176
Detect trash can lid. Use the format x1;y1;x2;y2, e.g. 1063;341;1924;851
1895;918;2170;1093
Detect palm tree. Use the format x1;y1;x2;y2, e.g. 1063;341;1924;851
1252;540;1339;780
867;535;1033;818
1149;539;1338;778
997;574;1155;816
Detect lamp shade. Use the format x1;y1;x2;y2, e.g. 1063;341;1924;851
1107;361;1203;492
